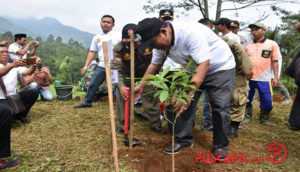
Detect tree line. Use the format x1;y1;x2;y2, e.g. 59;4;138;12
0;31;88;85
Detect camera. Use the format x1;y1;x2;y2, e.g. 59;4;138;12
38;64;43;70
34;41;39;46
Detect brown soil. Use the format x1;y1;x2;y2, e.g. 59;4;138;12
117;130;258;172
272;93;295;102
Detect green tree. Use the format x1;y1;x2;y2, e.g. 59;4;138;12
35;36;42;42
56;36;63;43
47;34;54;42
144;0;299;21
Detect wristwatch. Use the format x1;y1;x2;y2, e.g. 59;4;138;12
188;91;195;98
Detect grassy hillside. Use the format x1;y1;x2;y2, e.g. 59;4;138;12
8;93;300;171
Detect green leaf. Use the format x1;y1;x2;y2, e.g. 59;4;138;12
175;97;187;104
153;91;161;99
160;66;170;78
146;74;161;80
159;90;169;103
148;80;165;89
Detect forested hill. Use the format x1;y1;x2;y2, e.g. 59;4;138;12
0;33;88;85
0;16;94;48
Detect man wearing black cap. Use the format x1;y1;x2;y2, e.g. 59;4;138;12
113;24;165;134
214;18;240;44
230;20;248;46
134;18;236;159
8;33;39;61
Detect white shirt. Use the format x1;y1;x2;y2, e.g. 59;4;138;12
8;43;29;61
223;32;241;44
89;30;121;68
152;21;236;75
162;57;182;71
0;64;25;99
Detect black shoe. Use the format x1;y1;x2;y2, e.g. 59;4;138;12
116;125;125;133
227;125;238;138
0;159;21;170
151;125;166;134
20;117;30;124
134;110;148;121
74;103;92;109
163;143;193;154
213;146;228;162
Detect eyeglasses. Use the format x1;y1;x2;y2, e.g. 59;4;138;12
0;50;9;54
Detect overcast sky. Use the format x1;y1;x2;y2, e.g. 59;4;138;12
1;0;300;36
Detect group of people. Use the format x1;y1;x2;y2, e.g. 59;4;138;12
72;9;299;161
0;34;54;169
1;9;300;169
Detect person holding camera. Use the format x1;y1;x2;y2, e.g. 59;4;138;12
26;61;54;101
8;33;39;62
0;44;39;170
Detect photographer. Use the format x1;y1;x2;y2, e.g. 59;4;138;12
0;44;38;170
26;61;54;101
8;33;39;61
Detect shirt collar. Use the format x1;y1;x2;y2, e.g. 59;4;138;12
253;37;266;43
100;29;113;35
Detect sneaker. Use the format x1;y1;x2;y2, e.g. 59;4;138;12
282;98;292;104
238;123;244;129
213;146;228;162
20;117;30;124
74;103;92;109
0;159;21;170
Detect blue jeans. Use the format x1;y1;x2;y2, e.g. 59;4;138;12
203;91;212;125
84;66;106;106
29;82;53;101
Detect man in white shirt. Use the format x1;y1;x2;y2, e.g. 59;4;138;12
74;15;121;108
0;44;39;170
214;18;241;44
134;18;236;160
8;33;39;61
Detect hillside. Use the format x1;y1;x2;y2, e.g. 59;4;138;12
0;16;94;48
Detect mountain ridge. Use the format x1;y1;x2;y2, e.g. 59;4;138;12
0;16;94;48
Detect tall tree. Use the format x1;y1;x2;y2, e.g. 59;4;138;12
35;36;42;42
56;36;63;43
47;34;54;42
143;0;300;21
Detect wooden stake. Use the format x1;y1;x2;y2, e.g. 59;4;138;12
129;32;135;150
102;41;119;172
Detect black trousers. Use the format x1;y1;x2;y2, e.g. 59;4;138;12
289;87;300;129
14;88;39;120
0;88;38;158
174;68;235;149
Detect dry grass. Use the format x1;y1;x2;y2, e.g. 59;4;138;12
6;97;300;172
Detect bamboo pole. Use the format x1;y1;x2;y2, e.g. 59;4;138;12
129;31;135;150
102;41;119;172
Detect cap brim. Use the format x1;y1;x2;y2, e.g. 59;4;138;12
248;24;256;28
212;21;219;25
137;38;153;52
